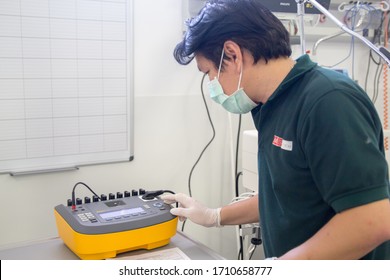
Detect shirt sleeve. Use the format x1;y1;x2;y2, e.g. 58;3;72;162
300;89;390;213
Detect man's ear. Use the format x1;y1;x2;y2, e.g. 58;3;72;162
223;40;243;71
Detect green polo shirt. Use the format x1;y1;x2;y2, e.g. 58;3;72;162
251;54;390;259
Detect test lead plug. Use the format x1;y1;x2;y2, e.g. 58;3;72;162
141;190;165;200
141;190;175;200
71;191;76;211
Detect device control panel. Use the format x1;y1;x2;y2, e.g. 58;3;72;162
54;189;176;235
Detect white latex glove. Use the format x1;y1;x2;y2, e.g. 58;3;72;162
161;193;222;228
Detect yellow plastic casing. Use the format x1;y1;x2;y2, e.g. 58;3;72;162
54;209;178;260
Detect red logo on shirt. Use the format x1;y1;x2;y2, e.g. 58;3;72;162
272;135;283;147
272;135;293;151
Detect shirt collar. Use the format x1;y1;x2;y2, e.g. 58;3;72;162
267;54;317;102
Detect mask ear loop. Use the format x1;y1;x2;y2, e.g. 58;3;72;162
237;64;243;91
217;48;225;79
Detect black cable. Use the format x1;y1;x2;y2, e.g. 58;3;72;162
373;61;379;104
71;182;101;210
141;190;175;200
235;173;243;197
236;172;244;260
372;55;383;105
237;250;242;260
182;73;216;232
235;115;243;259
187;73;216;197
364;50;372;93
366;49;381;103
234;112;245;259
370;49;382;66
181;215;187;232
235;115;242;197
374;63;383;105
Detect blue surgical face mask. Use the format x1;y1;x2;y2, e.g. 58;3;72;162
208;49;257;114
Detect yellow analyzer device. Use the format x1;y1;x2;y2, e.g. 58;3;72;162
54;185;178;260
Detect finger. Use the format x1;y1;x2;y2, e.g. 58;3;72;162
169;207;186;221
174;193;193;207
160;194;176;204
170;207;184;217
179;216;187;222
170;207;191;219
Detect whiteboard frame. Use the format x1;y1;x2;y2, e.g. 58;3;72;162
0;0;134;175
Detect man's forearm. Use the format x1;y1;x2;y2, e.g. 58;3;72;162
279;199;390;259
220;195;259;225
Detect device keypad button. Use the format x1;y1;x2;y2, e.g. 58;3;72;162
153;202;163;208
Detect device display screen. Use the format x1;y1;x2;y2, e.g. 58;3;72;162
99;207;144;219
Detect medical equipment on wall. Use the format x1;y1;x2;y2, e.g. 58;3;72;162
261;0;331;14
312;2;386;56
54;183;178;260
296;0;390;66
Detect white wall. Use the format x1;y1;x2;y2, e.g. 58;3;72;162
0;0;385;260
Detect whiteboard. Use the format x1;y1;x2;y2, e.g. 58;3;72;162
0;0;134;175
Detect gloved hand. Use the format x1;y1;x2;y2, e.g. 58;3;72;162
161;193;222;228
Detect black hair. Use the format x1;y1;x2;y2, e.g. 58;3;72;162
174;0;292;68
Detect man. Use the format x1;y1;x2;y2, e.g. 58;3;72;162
163;0;390;259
